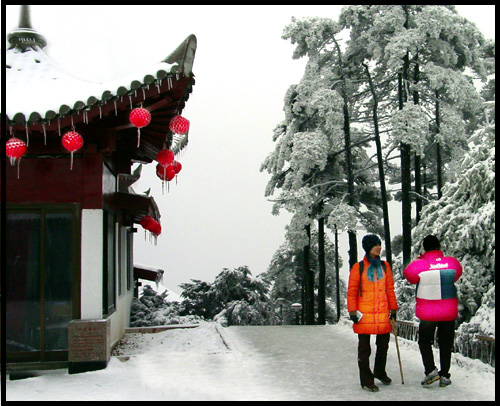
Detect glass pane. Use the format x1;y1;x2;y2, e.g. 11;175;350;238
103;211;116;315
44;212;73;351
6;213;42;352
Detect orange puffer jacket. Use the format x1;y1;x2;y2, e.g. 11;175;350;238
347;256;398;335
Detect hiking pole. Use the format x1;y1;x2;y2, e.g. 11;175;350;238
391;318;405;384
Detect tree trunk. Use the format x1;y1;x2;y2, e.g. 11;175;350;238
318;217;326;325
334;38;358;269
435;92;443;199
400;5;412;270
344;101;358;269
400;124;412;269
334;225;341;323
413;58;422;223
303;223;315;325
363;63;392;266
415;153;422;223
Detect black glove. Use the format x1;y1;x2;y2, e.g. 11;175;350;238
389;311;397;321
350;314;360;323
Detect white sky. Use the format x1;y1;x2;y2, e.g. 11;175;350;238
4;5;495;292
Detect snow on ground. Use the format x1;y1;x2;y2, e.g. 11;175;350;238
3;321;495;401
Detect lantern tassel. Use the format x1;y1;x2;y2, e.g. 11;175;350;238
137;128;141;148
70;151;74;170
17;159;21;179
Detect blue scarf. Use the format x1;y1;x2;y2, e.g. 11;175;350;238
366;255;384;282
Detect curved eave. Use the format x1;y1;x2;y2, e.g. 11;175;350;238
5;35;197;129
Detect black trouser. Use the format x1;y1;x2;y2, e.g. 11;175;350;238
357;333;390;386
418;320;455;379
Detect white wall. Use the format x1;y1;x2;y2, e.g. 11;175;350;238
109;224;135;347
80;209;104;319
80;209;135;348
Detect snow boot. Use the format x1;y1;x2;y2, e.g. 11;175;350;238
421;368;440;385
374;373;392;385
361;384;379;392
375;374;392;385
439;376;452;387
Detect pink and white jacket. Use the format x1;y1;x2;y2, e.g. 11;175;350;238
404;250;463;322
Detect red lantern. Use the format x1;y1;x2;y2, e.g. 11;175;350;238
139;215;161;242
169;115;189;135
156;163;176;181
156;148;174;167
150;220;162;237
156;163;176;194
172;160;182;174
62;130;84;170
140;215;154;230
6;137;27;179
130;107;151;147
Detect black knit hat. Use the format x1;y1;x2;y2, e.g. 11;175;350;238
423;235;441;251
362;234;382;254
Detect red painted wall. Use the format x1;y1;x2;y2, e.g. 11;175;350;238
4;150;104;209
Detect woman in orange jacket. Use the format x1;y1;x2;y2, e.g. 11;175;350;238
347;234;398;392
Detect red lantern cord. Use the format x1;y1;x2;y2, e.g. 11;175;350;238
130;107;151;148
169;115;189;135
6;137;27;179
62;130;84;170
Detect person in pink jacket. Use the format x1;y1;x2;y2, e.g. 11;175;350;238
404;235;463;388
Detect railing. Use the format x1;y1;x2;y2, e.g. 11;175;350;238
395;321;495;368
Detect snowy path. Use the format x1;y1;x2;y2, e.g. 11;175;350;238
220;323;495;401
4;322;495;401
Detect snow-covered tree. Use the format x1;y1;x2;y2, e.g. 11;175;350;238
130;285;201;327
262;16;387;323
179;266;278;326
262;231;346;324
410;104;495;332
340;5;489;267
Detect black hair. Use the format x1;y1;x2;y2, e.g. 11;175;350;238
423;235;441;251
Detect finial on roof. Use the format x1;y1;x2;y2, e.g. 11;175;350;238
19;5;33;29
8;5;47;50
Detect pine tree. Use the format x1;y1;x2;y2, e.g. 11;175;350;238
339;5;488;269
262;16;385;322
263;231;346;324
410;104;495;329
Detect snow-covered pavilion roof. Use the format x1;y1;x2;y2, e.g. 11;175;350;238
6;42;180;122
5;6;196;163
5;8;195;125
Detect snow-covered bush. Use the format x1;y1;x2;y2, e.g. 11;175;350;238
130;285;202;327
178;266;279;326
216;299;278;327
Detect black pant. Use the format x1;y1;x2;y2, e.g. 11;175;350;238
357;333;390;386
418;320;455;379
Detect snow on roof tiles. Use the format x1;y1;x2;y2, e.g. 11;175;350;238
5;42;180;124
